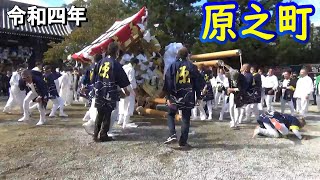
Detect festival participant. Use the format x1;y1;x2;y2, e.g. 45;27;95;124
66;68;74;105
24;62;44;113
43;65;68;117
258;68;265;110
52;65;61;90
241;64;254;122
279;70;295;115
191;64;206;120
227;68;249;129
252;111;306;140
18;70;48;125
82;55;115;136
214;68;226;109
315;74;320;112
263;68;278;112
72;67;80;102
31;62;43;78
291;72;299;110
163;47;203;148
27;62;43;110
81;55;101;121
92;42;130;142
118;57;139;128
218;73;230;121
244;66;262;122
202;70;215;120
3;65;26;114
293;68;314;118
59;67;73;106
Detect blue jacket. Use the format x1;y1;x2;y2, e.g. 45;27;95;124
44;73;59;99
230;73;249;108
257;112;301;131
252;73;262;103
163;58;204;109
243;72;253;93
19;74;48;108
81;64;96;100
52;71;61;80
93;57;130;109
203;70;214;101
31;70;43;78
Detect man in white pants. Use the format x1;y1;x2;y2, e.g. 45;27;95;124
191;65;206;120
263;68;278;112
43;65;68;117
59;68;73;106
258;68;265;110
118;57;139;128
18;70;48;126
215;68;226;109
243;66;262;122
315;74;320;112
253;111;306;140
218;77;230;121
3;66;26;114
293;68;314;118
227;69;248;129
280;71;295;115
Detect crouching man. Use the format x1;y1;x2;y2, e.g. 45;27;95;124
253;111;306;140
43;65;68;117
18;70;48;126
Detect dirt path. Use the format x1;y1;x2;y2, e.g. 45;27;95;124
0;101;319;180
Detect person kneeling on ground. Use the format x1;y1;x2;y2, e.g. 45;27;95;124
253;111;306;140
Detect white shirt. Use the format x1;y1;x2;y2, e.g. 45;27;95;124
282;79;290;98
294;75;314;98
9;71;20;87
210;77;217;88
59;72;72;90
263;75;278;90
32;67;41;72
260;74;265;88
223;78;229;89
216;73;226;86
123;63;137;96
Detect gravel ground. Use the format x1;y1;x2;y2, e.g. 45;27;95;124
0;99;319;180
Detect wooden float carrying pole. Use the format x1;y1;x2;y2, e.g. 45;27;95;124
193;60;224;68
146;97;166;104
190;49;241;61
136;106;181;121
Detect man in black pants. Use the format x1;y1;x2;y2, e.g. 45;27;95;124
92;42;130;142
163;47;203;148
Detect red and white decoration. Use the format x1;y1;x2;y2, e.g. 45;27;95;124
72;7;148;63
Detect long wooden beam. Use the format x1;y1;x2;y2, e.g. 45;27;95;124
136;106;181;121
190;49;241;61
146;97;166;104
193;60;223;67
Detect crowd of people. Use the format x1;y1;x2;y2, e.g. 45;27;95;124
2;42;320;148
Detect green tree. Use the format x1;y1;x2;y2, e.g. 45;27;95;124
124;0;202;47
